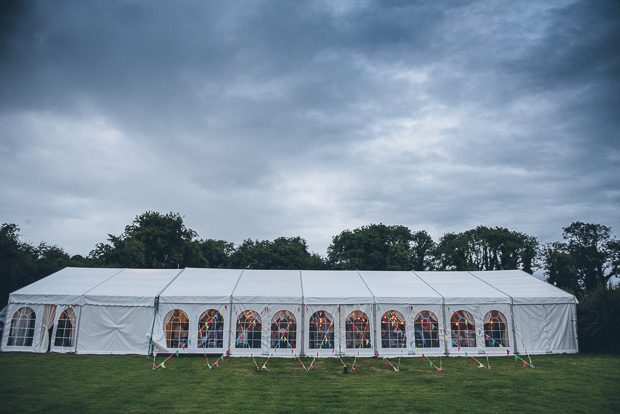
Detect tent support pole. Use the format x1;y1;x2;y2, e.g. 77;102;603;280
509;298;517;355
74;305;83;354
441;298;450;357
147;295;160;356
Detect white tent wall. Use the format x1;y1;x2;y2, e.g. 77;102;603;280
77;305;155;354
512;304;578;354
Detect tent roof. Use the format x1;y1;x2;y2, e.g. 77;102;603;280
84;268;182;306
159;268;242;304
9;267;123;305
358;271;442;304
414;271;510;304
469;270;578;304
302;270;374;304
231;269;302;304
8;267;576;307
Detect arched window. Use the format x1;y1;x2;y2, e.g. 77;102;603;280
309;310;334;350
413;310;440;348
164;309;189;348
54;308;76;348
270;310;296;349
381;310;406;348
451;310;476;348
198;309;224;349
236;310;261;349
484;310;509;347
346;310;371;349
7;307;36;347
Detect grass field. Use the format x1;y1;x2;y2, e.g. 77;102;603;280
1;353;618;413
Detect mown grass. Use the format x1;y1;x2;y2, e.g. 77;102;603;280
0;353;618;413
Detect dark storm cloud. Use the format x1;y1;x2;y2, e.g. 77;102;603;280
0;0;618;256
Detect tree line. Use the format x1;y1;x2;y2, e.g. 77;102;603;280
1;211;619;352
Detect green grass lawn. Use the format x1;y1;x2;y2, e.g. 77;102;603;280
1;353;618;413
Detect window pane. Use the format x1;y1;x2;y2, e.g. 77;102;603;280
484;310;509;347
381;310;406;348
236;310;262;349
7;307;36;347
309;311;334;350
414;310;440;348
164;309;189;348
54;308;76;348
198;309;224;349
450;310;476;348
270;310;296;349
346;310;371;349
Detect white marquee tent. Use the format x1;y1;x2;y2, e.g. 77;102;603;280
1;267;578;357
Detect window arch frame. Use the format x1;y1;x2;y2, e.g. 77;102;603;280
345;310;371;349
163;309;189;349
54;308;77;348
380;310;406;349
270;310;296;349
308;310;334;350
450;310;477;348
483;310;509;348
413;310;440;348
7;307;36;347
236;310;262;349
198;309;224;349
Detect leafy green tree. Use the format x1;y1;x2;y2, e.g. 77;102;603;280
577;284;620;353
327;224;434;271
433;226;538;273
228;237;325;270
199;239;234;268
542;222;619;295
89;212;207;268
0;224;70;308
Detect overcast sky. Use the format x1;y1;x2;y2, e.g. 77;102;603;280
0;0;618;258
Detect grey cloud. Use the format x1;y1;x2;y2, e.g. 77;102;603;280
0;0;618;256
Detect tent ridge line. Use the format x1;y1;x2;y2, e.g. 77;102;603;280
81;268;126;297
355;271;376;304
156;268;186;297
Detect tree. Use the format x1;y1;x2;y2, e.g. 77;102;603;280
327;224;434;271
89;212;207;268
199;239;235;268
542;222;619;295
0;224;70;308
228;237;325;270
577;284;620;353
433;226;538;273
